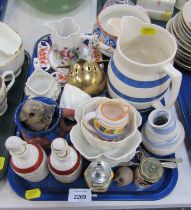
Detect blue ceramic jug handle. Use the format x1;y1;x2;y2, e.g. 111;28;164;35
83;111;97;133
152;63;182;109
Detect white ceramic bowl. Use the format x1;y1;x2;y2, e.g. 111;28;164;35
59;84;91;110
70;125;139;167
75;97;142;152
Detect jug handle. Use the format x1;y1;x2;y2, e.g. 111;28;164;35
152;63;182;109
2;71;15;92
82;111;97;133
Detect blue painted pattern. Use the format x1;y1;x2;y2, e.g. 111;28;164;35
110;58;170;88
108;79;168;103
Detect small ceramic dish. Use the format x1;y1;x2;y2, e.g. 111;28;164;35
25;68;61;100
93;4;150;57
70;125;139;167
0;22;24;78
75;97;142;152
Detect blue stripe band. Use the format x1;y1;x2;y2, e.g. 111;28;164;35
110;58;170;88
108;79;168;103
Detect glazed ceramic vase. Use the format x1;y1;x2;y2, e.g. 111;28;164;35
5;136;49;182
107;16;182;110
48;138;82;183
141;109;185;156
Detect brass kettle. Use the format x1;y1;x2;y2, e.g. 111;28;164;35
67;60;106;96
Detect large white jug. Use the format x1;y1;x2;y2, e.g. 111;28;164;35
107;16;182;110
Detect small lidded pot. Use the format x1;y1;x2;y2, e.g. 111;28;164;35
134;157;164;189
84;161;113;192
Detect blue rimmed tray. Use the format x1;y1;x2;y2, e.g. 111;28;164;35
7;34;178;201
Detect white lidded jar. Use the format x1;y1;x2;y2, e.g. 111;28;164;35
5;136;49;182
48;138;82;183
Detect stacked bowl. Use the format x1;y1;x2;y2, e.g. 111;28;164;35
70;97;142;167
166;1;191;71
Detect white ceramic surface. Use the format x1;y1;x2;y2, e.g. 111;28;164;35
75;97;142;152
98;4;151;37
59;84;91;110
0;71;15;116
0;46;24;78
183;0;191;28
70;125;138;167
141;109;185;156
5;136;49;182
108;16;182;110
93;4;150;57
49;138;82;183
0;22;22;55
166;17;173;32
175;0;188;10
44;17;82;51
25;67;61;100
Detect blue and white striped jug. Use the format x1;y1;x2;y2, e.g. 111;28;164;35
107;16;182;110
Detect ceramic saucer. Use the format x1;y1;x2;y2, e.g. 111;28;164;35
70;125;139;167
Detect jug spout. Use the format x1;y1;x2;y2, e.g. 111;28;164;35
44;17;81;50
119;16;145;42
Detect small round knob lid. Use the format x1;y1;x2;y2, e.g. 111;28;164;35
51;138;68;158
86;161;112;184
5;136;27;155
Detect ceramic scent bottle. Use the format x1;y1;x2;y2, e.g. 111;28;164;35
48;138;82;183
5;136;49;182
141;109;185;156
